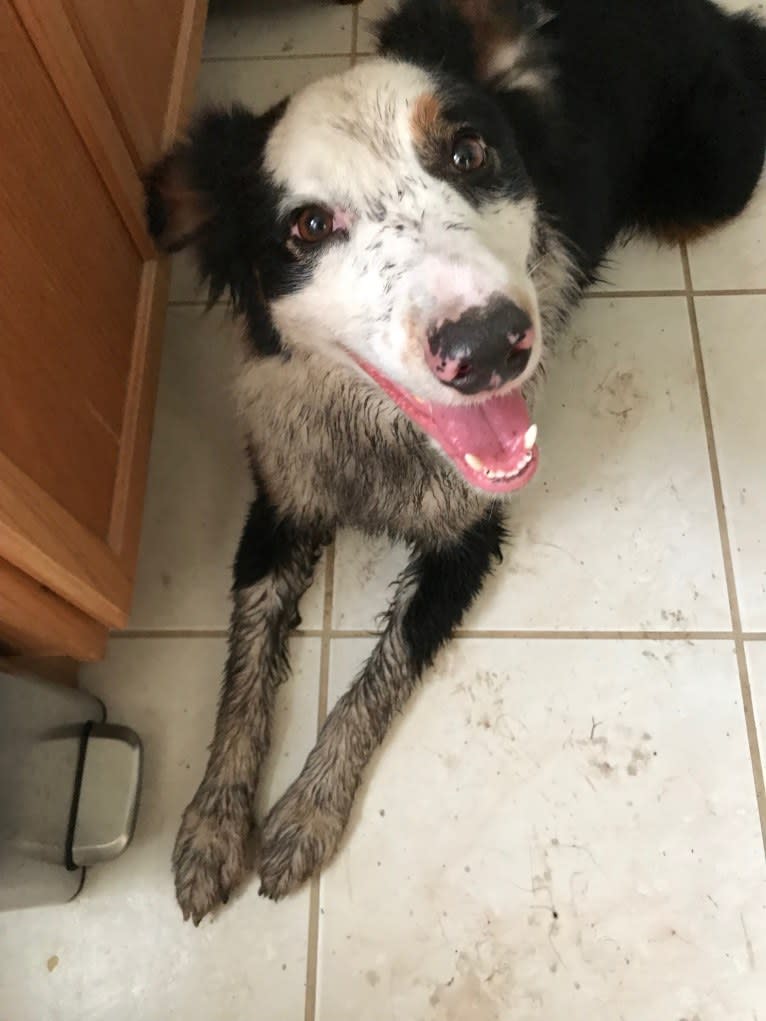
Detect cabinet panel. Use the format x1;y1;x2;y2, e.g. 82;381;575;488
0;0;142;538
0;558;107;661
64;0;188;166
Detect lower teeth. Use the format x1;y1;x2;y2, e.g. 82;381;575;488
484;452;532;480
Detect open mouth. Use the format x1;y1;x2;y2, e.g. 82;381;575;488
355;358;539;494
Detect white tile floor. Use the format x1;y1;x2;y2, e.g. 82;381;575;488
3;2;766;1019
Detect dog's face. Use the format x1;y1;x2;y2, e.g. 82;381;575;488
148;57;544;493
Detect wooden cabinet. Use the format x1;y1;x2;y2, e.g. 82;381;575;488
64;0;190;165
0;0;207;660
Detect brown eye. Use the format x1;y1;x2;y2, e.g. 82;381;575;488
451;133;486;173
293;205;333;243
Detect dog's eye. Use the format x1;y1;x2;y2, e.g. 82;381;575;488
451;133;487;173
292;205;334;243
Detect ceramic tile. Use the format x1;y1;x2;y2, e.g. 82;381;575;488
697;296;766;630
687;174;765;292
169;56;351;303
203;0;353;58
316;637;766;1021
333;298;729;631
129;305;325;630
357;0;389;52
591;237;684;293
0;636;321;1021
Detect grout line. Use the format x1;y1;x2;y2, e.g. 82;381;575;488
303;542;336;1021
456;629;733;640
111;626;766;641
693;288;766;297
112;627;323;639
111;628;228;639
167;288;766;312
350;3;359;63
202;51;356;63
681;242;766;855
326;628;739;641
586;289;685;299
588;288;766;298
304;880;321;1021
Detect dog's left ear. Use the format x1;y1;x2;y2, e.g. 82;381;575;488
376;0;551;86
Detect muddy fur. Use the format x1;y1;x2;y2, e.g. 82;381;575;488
146;0;766;923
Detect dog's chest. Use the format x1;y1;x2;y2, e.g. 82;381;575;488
235;355;488;540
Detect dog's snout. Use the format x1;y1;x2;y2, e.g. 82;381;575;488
425;298;534;395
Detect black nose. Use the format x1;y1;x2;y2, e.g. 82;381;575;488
426;298;533;395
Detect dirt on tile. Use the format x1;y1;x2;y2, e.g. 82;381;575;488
592;368;647;428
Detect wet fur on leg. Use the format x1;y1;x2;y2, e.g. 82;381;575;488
258;511;505;900
172;491;326;924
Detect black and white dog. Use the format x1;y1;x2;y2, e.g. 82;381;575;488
146;0;766;924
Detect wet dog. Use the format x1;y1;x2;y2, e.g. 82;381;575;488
146;0;766;923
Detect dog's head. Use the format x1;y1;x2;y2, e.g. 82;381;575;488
146;0;559;493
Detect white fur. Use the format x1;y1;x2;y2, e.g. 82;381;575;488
264;58;542;406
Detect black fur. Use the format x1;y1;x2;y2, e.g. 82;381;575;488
402;509;506;673
233;494;311;591
380;0;766;273
145;102;296;356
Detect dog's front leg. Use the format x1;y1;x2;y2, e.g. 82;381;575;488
258;509;506;900
173;496;327;924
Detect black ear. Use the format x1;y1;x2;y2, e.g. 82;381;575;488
375;0;480;80
144;103;285;306
375;0;550;85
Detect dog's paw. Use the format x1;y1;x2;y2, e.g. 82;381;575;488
258;781;347;900
172;786;253;925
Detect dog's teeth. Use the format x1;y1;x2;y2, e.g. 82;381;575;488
465;453;483;471
524;424;538;450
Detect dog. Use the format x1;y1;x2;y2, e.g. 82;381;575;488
145;0;766;924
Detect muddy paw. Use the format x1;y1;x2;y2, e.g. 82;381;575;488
172;784;254;925
258;783;347;900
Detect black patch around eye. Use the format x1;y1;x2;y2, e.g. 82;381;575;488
429;81;532;205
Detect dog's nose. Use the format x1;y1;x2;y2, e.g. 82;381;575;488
425;298;533;395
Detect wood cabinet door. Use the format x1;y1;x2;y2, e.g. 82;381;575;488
0;0;144;630
0;0;205;647
63;0;193;167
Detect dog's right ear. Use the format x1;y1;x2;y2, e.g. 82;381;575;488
145;146;208;254
144;107;247;254
144;103;285;307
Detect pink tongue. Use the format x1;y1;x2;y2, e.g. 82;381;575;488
429;389;531;467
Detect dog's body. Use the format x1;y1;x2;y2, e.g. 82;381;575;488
146;0;766;923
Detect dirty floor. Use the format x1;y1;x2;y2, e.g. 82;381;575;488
2;1;766;1018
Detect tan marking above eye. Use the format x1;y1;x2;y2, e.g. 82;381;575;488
411;93;455;167
411;93;449;148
